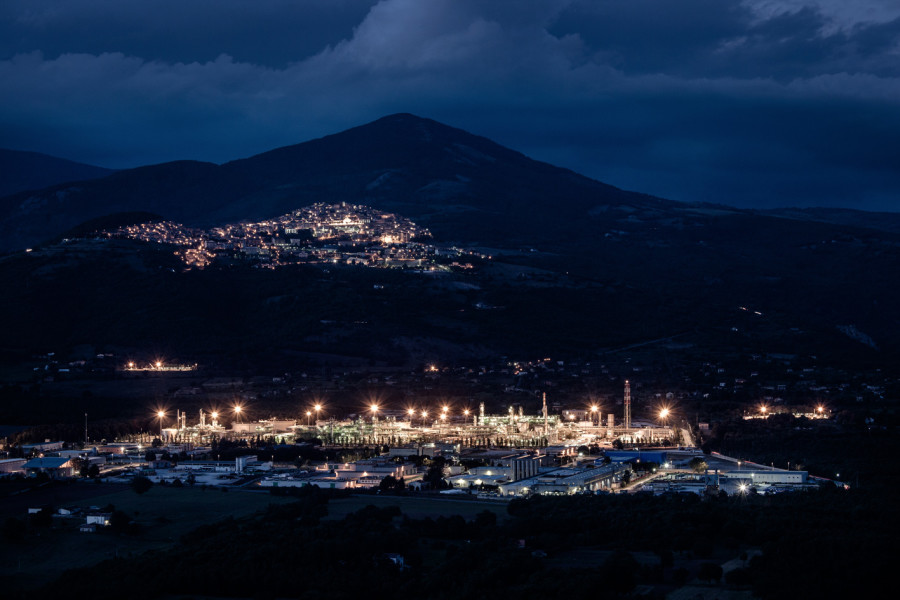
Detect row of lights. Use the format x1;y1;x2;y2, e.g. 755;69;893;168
155;402;827;434
570;406;672;422
757;405;827;415
128;361;163;369
154;403;678;431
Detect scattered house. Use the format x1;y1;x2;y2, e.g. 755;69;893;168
383;553;406;568
86;512;112;527
79;523;98;533
58;506;81;516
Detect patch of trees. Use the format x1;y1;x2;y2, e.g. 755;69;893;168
131;475;152;495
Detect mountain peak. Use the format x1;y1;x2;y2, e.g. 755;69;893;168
334;112;477;147
0;114;657;251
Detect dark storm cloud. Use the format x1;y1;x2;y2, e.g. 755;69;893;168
1;0;898;210
0;0;378;67
551;0;900;79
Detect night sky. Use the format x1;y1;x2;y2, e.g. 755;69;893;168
2;0;899;211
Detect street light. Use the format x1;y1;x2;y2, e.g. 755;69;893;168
306;410;312;426
464;408;471;425
590;405;599;426
658;407;670;442
408;408;416;423
421;410;428;427
314;404;322;422
234;405;243;423
659;407;670;428
157;410;166;438
370;403;379;421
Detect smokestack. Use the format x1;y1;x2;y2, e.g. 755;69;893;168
542;392;548;435
624;380;632;430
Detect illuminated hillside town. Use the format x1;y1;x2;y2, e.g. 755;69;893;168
106;202;484;270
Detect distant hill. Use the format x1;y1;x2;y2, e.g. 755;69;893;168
1;114;898;365
758;207;900;234
0;149;114;198
0;114;666;252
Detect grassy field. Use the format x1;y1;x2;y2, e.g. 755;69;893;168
1;487;510;593
0;485;293;593
325;493;510;521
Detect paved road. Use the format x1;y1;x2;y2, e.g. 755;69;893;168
679;425;695;447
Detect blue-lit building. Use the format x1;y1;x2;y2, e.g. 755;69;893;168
601;450;668;465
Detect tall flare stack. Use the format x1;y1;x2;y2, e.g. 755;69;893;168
624;380;632;431
542;392;548;435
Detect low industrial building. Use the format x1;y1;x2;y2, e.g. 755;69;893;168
498;463;630;497
0;458;26;475
714;469;811;494
258;457;424;490
604;450;669;465
23;456;74;478
21;441;64;454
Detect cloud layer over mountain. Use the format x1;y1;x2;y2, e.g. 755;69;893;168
2;0;898;210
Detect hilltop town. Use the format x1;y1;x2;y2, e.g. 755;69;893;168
107;202;481;270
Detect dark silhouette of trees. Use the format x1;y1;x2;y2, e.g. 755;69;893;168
698;562;722;583
2;517;26;542
131;475;153;495
689;457;708;473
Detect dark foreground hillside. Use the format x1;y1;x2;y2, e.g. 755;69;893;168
16;480;897;600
